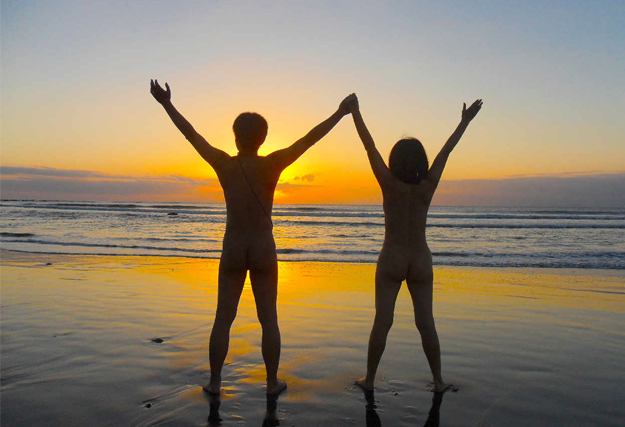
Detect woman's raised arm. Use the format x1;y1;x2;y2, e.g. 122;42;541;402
426;99;483;197
350;96;393;187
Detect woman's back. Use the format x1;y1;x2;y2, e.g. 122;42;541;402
381;179;431;250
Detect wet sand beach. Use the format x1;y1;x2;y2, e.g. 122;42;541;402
1;249;623;426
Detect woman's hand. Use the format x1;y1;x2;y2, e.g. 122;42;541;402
150;79;171;104
338;93;357;116
461;99;483;123
348;93;360;114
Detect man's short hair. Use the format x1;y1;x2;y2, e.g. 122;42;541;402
233;112;268;151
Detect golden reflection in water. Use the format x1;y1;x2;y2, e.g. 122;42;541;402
433;267;624;313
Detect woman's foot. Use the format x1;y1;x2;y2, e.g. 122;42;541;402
433;380;457;394
203;374;221;395
355;377;374;391
266;379;287;395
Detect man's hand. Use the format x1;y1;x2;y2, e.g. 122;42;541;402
347;93;360;113
461;99;483;123
338;93;357;116
150;79;171;105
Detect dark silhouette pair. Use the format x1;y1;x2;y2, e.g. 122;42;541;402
151;79;482;396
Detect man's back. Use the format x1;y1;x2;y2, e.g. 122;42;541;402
217;154;280;233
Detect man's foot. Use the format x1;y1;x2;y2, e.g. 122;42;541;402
433;380;458;394
203;375;221;395
266;379;287;396
355;377;374;391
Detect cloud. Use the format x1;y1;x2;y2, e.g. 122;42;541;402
276;181;317;189
2;166;624;207
0;166;112;178
0;166;220;201
433;173;625;207
293;174;314;182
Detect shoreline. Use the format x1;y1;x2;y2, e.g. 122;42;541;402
3;248;625;276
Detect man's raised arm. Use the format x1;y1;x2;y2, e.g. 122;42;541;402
268;94;356;171
426;99;483;197
150;79;229;170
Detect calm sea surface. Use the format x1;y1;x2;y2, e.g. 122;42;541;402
1;201;624;269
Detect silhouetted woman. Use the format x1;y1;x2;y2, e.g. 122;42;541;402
350;96;483;392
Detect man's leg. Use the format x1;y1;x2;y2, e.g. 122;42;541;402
206;253;246;394
249;245;285;395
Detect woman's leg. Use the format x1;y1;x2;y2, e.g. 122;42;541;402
357;270;402;390
407;274;449;392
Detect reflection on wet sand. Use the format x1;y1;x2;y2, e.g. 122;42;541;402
207;393;222;426
262;394;280;427
362;388;445;427
362;389;381;427
207;392;280;426
423;392;444;427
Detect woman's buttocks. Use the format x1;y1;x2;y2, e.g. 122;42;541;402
377;239;430;281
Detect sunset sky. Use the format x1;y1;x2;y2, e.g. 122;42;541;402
2;0;624;206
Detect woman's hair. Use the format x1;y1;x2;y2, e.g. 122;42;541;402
233;112;268;151
388;138;429;184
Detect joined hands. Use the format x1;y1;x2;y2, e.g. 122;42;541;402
339;93;358;116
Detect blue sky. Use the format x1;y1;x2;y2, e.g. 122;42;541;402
1;0;624;205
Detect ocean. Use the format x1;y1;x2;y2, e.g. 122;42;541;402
1;200;624;270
